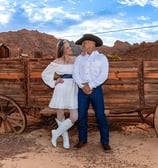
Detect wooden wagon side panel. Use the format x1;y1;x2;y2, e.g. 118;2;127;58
143;60;158;107
103;60;141;114
0;59;26;106
27;59;53;108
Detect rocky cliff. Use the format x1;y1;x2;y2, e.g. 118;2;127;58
0;29;158;60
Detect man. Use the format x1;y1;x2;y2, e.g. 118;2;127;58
72;34;111;152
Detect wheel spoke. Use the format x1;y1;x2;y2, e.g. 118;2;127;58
138;110;154;127
5;119;19;132
0;95;26;134
6;106;17;115
4;101;10;113
7;117;24;127
4;120;16;132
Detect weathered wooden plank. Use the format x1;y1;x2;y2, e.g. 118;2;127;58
0;73;24;79
27;59;53;107
0;61;24;70
0;59;26;106
143;60;158;71
144;73;158;79
106;60;140;86
109;60;139;69
144;83;158;93
28;95;50;107
108;72;138;80
30;84;50;90
143;60;158;108
104;97;140;104
106;79;139;85
144;95;158;106
103;84;139;92
29;72;42;78
0;89;25;95
28;59;53;71
103;60;141;112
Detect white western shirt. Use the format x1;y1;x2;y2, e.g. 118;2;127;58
73;50;109;89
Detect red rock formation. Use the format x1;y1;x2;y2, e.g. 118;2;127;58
0;29;58;58
0;29;158;60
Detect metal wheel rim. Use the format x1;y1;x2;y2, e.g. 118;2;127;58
154;104;158;137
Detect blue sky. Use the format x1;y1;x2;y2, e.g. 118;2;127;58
0;0;158;46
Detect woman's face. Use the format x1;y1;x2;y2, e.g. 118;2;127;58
63;41;72;56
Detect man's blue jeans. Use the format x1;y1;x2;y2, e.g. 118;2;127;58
77;85;109;145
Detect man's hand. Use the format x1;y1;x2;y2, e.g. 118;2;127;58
82;83;92;95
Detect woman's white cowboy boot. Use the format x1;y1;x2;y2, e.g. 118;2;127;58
55;118;70;149
51;119;73;148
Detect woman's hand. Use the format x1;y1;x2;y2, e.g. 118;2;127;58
55;78;64;85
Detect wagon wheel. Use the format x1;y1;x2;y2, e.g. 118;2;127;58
0;95;27;134
138;109;154;127
154;104;158;137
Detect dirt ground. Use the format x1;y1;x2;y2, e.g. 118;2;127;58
0;115;158;168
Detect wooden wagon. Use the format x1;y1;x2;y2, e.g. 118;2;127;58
0;58;158;136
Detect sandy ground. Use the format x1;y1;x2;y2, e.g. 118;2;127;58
0;116;158;168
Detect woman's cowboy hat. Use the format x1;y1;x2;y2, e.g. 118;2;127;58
75;34;103;47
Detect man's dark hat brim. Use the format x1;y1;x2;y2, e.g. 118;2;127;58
75;34;103;47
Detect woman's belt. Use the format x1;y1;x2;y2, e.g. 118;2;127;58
59;74;72;78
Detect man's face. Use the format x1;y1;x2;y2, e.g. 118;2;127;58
81;40;96;52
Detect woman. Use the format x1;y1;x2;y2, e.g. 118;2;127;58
41;39;78;149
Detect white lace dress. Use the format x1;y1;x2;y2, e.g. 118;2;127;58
41;62;78;109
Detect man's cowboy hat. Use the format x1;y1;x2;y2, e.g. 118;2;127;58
75;34;103;47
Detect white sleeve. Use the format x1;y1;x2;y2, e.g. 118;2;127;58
72;56;84;88
89;55;109;88
41;62;56;88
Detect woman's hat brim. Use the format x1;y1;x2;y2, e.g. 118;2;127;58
75;34;103;47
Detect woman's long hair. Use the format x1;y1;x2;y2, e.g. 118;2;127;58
56;39;68;58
